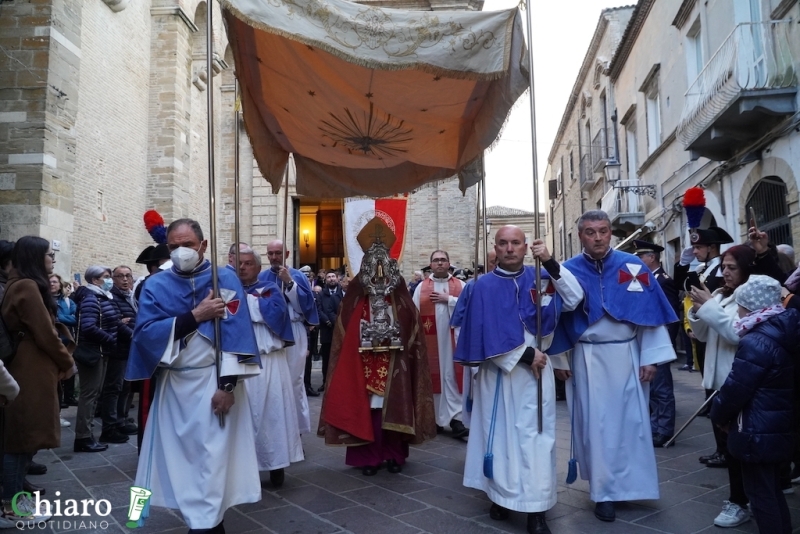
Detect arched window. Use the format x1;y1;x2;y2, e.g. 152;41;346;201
745;177;792;246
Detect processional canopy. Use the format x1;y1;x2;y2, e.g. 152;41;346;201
222;0;529;198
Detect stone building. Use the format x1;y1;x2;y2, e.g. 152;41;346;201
547;0;800;267
478;206;545;267
0;0;483;282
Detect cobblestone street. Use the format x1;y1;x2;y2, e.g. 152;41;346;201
26;362;800;533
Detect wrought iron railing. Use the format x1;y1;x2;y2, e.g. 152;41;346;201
677;21;796;147
601;180;646;220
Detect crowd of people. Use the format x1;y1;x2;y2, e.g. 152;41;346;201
0;208;799;534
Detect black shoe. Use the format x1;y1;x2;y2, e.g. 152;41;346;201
120;422;138;435
99;430;129;444
594;501;615;522
317;385;325;393
652;433;672;448
269;468;285;487
27;461;47;475
699;451;719;464
386;459;402;474
705;453;728;468
436;425;444;434
362;465;378;476
527;512;550;534
74;438;108;453
23;478;44;496
697;405;711;417
489;503;510;520
305;386;320;397
450;418;469;439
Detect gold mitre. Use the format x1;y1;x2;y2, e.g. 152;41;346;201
357;217;396;252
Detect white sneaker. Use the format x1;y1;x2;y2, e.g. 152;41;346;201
60;417;70;428
2;495;53;527
714;500;750;528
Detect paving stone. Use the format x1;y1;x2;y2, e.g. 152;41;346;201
322;505;422;534
405;487;487;518
295;467;374;493
414;469;485;497
547;508;659;533
248;505;341;534
109;505;184;533
53;451;112;469
277;484;359;514
632;499;727;533
395;507;497;534
364;472;436;495
87;481;136;509
342;486;427;516
420;456;465;474
235;490;291;513
671;464;730;490
71;465;131;487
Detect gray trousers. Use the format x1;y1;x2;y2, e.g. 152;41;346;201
75;357;108;440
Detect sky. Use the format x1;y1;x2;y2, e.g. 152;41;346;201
482;0;631;212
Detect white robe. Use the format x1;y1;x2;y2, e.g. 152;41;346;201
412;275;465;427
244;295;304;471
284;283;311;434
552;317;675;503
135;330;261;529
463;269;584;512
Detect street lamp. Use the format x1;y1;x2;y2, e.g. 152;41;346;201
604;158;622;183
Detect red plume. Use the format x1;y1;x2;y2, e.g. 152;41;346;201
683;187;706;229
143;210;167;244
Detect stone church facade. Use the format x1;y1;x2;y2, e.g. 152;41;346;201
0;0;482;281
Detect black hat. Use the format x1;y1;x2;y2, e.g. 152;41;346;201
135;245;156;264
421;266;432;273
690;226;734;246
633;240;664;255
136;243;171;265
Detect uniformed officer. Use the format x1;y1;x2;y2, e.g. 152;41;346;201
634;240;681;447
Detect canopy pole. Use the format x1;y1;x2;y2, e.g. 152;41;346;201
481;161;489;271
233;79;241;273
474;180;481;278
206;1;224;428
282;165;290;267
523;0;543;434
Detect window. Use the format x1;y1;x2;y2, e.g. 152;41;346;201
568;232;573;258
640;66;662;156
556;169;563;195
685;18;704;85
625;123;638;180
569;151;575;181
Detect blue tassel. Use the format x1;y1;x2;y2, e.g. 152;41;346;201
466;395;473;413
483;453;494;479
565;458;577;484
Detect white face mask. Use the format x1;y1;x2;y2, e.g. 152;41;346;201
170;246;201;273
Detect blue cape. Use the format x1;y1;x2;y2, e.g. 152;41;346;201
243;279;295;345
453;267;563;364
449;278;475;328
548;250;679;355
126;260;259;380
259;267;320;325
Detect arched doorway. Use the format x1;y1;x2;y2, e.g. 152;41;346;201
745;177;792;246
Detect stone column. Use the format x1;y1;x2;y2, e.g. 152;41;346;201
0;0;82;267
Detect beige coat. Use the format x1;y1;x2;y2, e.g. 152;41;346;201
688;290;740;391
1;271;74;453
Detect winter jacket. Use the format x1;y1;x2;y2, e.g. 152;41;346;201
710;308;799;464
688;290;739;390
317;285;344;344
109;285;136;359
1;270;74;453
72;285;118;356
56;294;77;328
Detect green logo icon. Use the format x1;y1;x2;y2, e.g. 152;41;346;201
125;486;152;528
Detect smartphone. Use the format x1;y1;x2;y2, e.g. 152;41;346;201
686;271;703;292
749;206;759;233
73;273;81;284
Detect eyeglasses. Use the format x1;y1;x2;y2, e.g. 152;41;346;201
45;252;55;259
113;274;134;279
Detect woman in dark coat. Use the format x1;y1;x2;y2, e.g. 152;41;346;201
711;275;798;534
1;236;74;522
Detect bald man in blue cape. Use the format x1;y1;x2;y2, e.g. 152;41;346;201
126;219;261;533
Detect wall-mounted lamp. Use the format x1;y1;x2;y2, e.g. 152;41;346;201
303;230;310;249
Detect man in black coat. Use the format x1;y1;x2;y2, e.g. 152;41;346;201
635;240;680;448
316;270;344;392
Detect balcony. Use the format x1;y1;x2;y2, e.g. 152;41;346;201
591;128;611;172
601;180;647;237
579;153;594;189
677;21;797;161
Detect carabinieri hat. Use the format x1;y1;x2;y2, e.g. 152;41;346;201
690;226;734;246
633;240;665;255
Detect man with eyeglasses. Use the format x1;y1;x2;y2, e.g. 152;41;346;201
412;250;467;439
99;265;138;443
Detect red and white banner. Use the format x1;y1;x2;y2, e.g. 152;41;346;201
344;197;408;276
